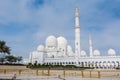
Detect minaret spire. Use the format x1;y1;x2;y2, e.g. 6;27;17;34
75;5;79;26
89;34;93;57
75;5;81;57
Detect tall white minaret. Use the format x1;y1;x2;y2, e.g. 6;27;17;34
89;34;93;57
75;6;81;57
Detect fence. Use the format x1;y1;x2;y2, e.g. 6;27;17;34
0;69;120;79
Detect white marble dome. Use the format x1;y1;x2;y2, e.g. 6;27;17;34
108;49;116;56
57;36;67;52
81;50;87;57
46;35;57;47
93;50;100;56
57;36;67;44
37;45;44;52
57;36;67;48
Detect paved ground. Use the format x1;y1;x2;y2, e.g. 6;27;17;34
0;66;120;80
0;74;120;80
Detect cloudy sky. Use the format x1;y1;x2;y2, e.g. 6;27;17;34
0;0;120;58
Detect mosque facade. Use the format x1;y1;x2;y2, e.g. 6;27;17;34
28;6;120;69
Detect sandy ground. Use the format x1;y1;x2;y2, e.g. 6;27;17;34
0;74;120;80
0;65;120;80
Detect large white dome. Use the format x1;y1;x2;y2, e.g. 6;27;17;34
57;36;67;53
108;49;116;56
46;35;57;47
81;50;87;57
93;50;100;56
37;45;44;52
57;36;67;45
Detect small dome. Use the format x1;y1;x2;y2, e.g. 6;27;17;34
108;49;116;56
57;36;67;45
93;50;100;56
81;50;87;57
37;45;44;52
46;35;57;47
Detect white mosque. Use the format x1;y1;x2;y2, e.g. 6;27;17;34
28;6;120;69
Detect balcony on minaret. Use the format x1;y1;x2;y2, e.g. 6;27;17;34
75;25;80;29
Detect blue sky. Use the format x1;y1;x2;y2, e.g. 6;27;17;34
0;0;120;58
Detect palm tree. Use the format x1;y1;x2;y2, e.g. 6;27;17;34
0;40;10;54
